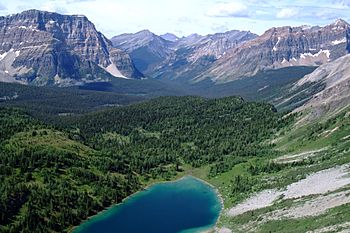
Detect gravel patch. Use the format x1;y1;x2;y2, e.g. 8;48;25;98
272;190;350;219
274;148;327;164
228;164;350;217
228;189;282;217
283;164;350;199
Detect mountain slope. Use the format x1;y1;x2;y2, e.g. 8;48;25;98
291;54;350;119
153;30;258;81
0;10;143;86
200;19;350;83
111;30;173;74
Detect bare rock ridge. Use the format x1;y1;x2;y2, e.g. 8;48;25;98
201;19;350;83
0;9;143;86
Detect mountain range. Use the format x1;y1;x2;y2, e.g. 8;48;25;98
203;19;350;83
111;29;257;81
111;19;349;85
0;9;350;118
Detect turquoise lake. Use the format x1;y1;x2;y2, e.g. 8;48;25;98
74;176;222;233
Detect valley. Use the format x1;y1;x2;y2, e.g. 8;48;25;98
0;6;350;233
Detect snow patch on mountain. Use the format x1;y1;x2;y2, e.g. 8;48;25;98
273;37;281;52
300;49;330;60
278;50;331;68
331;38;347;45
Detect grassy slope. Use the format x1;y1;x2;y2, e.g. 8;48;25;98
201;107;350;232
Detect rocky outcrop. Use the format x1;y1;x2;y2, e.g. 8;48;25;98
0;9;143;86
201;19;350;83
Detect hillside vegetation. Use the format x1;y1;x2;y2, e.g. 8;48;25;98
0;96;292;232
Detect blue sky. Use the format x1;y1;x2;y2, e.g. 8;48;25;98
0;0;350;37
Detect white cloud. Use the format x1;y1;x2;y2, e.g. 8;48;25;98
2;0;350;37
315;10;339;20
41;1;68;14
332;0;350;8
276;8;299;19
206;2;249;17
0;3;7;11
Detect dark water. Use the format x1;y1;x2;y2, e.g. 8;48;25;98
74;176;222;233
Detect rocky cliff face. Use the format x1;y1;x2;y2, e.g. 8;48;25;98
0;10;142;86
201;19;350;83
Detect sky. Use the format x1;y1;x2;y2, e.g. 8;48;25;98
0;0;350;38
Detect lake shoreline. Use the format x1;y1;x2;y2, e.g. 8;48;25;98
70;175;224;233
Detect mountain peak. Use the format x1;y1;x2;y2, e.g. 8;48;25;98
333;18;349;26
136;29;154;36
160;33;179;42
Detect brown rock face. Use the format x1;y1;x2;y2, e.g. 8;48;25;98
0;9;143;86
201;19;350;83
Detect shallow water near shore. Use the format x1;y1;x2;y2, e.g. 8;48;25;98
74;176;222;233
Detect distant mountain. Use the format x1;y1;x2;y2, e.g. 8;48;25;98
160;33;179;42
0;10;143;86
152;30;258;81
111;30;257;80
199;19;350;83
110;30;173;74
